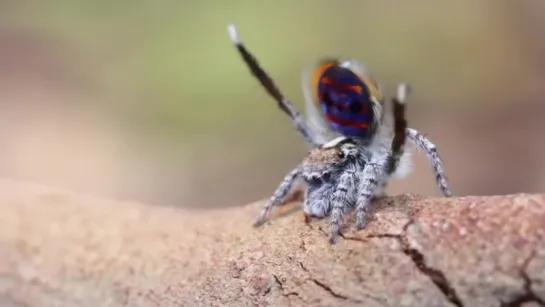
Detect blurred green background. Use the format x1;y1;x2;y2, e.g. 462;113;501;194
0;0;544;208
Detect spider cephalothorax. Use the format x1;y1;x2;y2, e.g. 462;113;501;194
301;137;361;182
227;23;452;244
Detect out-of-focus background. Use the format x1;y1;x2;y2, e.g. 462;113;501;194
1;1;544;209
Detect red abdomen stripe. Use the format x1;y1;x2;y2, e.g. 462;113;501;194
321;77;363;94
325;113;370;129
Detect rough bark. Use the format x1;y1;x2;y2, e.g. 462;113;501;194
0;179;544;307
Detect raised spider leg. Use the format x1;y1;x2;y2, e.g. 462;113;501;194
227;24;321;148
405;128;453;197
253;167;301;227
375;83;410;197
355;83;409;229
328;172;356;244
385;83;410;174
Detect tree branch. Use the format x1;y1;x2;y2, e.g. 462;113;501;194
0;179;544;307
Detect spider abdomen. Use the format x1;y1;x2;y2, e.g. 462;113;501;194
311;60;382;139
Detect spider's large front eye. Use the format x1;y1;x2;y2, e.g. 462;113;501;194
337;150;345;159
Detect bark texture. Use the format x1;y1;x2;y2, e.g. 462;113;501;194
0;179;544;307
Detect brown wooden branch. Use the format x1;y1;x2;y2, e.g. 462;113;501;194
0;179;544;307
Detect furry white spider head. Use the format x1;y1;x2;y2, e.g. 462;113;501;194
301;137;360;182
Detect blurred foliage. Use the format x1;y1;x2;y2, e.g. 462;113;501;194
1;1;543;206
3;0;531;144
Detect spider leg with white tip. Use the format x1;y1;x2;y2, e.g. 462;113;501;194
227;23;321;148
355;83;409;229
368;84;411;200
386;83;410;175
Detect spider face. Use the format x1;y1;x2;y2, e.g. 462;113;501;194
301;137;359;183
309;59;383;139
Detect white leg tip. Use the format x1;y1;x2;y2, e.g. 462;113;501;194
227;23;241;44
396;83;411;104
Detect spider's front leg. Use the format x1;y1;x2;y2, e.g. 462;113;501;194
355;162;385;229
253;166;301;227
328;171;356;244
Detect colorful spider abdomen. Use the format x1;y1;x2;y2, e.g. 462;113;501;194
311;59;382;139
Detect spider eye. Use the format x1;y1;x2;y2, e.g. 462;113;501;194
337;150;346;159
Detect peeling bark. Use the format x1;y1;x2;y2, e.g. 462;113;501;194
0;179;544;307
